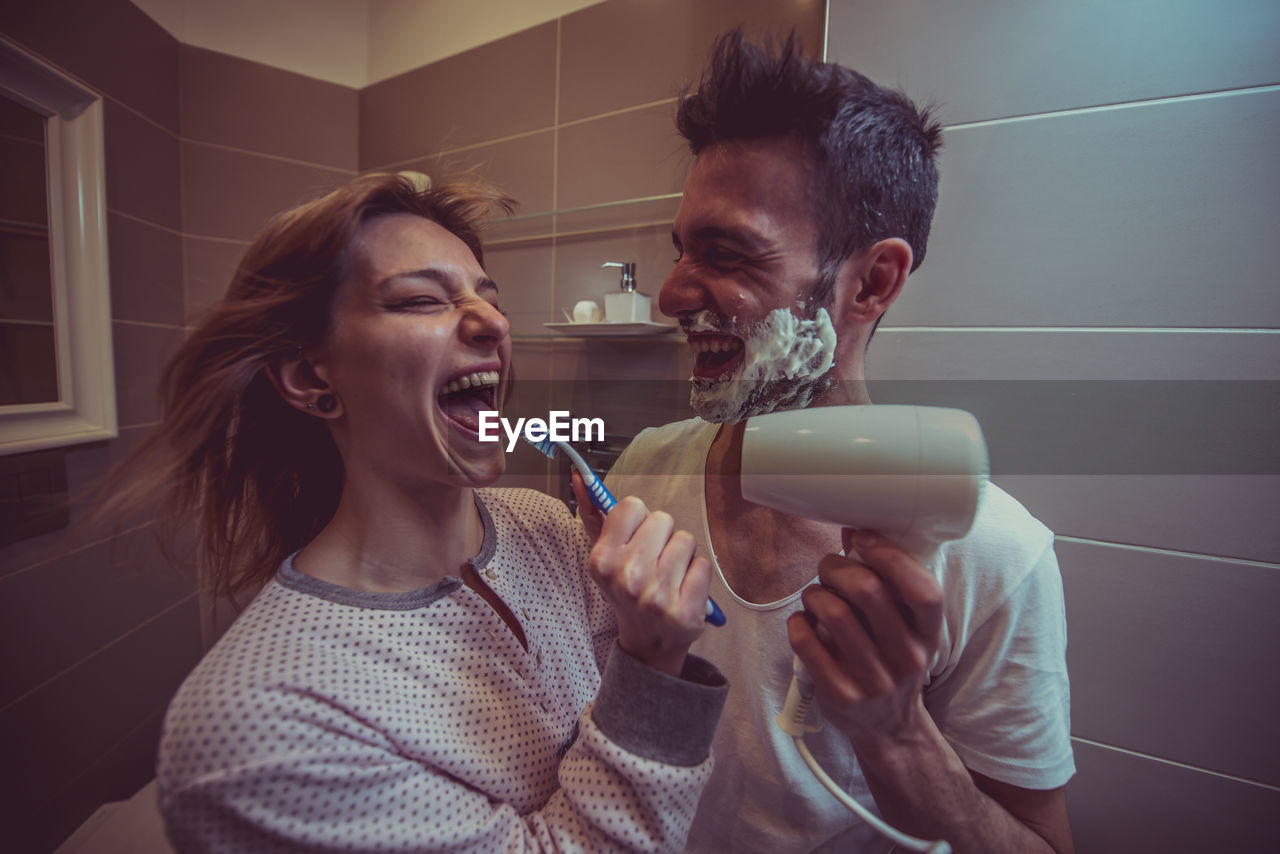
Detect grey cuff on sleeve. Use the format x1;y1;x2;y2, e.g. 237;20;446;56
591;643;729;767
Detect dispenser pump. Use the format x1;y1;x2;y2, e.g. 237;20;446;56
602;261;637;292
600;261;649;322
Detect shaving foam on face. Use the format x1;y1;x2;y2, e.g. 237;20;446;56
688;306;837;423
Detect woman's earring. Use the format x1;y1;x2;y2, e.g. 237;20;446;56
316;394;338;413
306;400;317;411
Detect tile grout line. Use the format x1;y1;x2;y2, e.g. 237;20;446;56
0;591;199;716
104;91;359;174
183;137;359;174
549;16;562;369
108;207;254;246
944;83;1280;132
112;318;183;330
879;326;1280;334
363;97;680;175
1054;535;1280;570
51;701;171;800
1070;736;1280;792
0;522;153;582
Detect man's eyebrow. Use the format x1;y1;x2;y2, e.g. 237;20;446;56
681;224;771;252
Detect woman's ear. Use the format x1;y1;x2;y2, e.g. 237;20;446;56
835;237;914;324
266;350;342;418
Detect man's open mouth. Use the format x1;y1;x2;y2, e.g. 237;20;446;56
437;370;500;435
689;334;744;381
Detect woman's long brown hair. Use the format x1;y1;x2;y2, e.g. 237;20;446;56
95;172;513;604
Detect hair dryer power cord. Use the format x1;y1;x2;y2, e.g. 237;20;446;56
777;656;952;854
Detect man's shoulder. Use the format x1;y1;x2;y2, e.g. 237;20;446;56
618;418;713;463
938;482;1056;595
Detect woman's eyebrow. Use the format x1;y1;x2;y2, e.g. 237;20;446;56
375;268;498;295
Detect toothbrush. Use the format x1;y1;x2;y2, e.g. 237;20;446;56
523;435;726;627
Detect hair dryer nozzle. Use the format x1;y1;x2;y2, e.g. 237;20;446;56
740;405;988;544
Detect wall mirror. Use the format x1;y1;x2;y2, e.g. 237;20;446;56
0;37;115;456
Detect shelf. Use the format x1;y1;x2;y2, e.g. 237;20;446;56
485;193;681;247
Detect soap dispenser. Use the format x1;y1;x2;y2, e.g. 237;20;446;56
601;261;650;323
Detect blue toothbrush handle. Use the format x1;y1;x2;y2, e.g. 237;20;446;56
579;462;723;627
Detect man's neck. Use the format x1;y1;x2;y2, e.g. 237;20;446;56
703;416;844;604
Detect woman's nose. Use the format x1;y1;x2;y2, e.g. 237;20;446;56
460;297;509;345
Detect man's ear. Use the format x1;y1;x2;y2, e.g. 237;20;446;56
266;351;341;418
837;237;914;323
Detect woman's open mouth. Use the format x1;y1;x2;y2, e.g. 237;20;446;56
436;370;500;435
689;334;744;381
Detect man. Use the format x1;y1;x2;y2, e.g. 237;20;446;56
602;32;1075;853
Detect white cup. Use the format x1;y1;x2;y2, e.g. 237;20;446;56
572;300;602;324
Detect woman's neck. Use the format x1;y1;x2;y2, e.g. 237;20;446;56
295;473;484;593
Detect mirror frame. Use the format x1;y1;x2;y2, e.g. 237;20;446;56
0;37;116;455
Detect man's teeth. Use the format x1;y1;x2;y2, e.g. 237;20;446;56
441;370;500;395
691;337;742;354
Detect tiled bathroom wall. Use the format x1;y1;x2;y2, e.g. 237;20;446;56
0;3;197;851
0;2;823;848
358;0;825;494
828;0;1280;850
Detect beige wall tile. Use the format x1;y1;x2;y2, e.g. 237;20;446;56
47;709;166;851
557;103;691;209
552;223;682;326
1061;539;1280;785
180;45;358;170
182;236;248;320
559;0;824;123
0;0;180;132
359;23;557;170
901;90;1280;328
0;597;201;852
995;474;1280;564
484;240;555;339
110;320;183;428
829;0;1280;126
1068;740;1280;853
104;100;181;229
398;129;557;216
107;213;184;325
0;529;194;709
546;339;693;439
180;141;351;242
867;329;1280;382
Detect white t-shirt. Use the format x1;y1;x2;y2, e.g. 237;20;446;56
606;419;1075;853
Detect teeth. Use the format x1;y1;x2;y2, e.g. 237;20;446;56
441;370;500;395
689;336;742;355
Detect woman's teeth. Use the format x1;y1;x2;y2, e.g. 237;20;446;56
441;370;500;395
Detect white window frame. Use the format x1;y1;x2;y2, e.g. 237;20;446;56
0;36;116;455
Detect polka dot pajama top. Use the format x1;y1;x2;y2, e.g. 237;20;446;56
158;488;728;853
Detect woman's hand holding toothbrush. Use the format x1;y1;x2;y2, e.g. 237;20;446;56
586;495;713;677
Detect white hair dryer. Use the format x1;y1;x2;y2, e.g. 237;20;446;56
745;405;985;854
740;404;988;547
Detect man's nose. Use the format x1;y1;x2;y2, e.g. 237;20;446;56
658;262;706;319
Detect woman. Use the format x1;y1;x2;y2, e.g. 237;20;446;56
117;173;725;852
